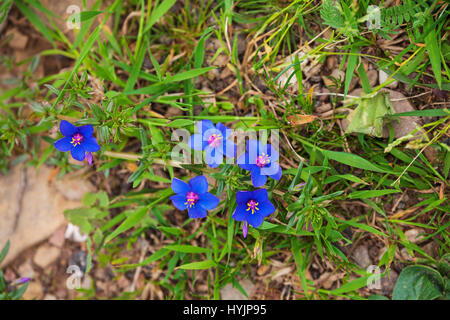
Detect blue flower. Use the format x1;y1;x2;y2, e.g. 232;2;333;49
170;175;220;218
237;140;282;187
54;120;101;162
188;120;236;168
232;189;276;236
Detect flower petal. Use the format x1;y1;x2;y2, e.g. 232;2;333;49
189;133;207;150
258;200;276;217
78;124;94;138
197;120;214;133
171;178;190;194
269;165;282;181
260;161;280;177
242;221;248;238
247;140;262;157
247;212;264;228
236;191;252;204
54;137;72;152
237;153;253;171
188;205;207;218
188;175;208;194
232;204;247;221
251;167;267;187
59;120;77;137
215;123;231;139
205;145;223;168
70;144;86;161
252;189;269;203
170;194;188;210
198;192;220;210
83;137;101;152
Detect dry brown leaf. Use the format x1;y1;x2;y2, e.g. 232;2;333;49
287;114;317;126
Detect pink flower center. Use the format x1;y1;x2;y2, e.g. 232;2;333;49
185;191;199;208
246;199;259;215
208;134;222;148
71;133;84;146
256;153;270;167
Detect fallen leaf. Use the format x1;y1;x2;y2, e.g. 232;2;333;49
288;114;317;126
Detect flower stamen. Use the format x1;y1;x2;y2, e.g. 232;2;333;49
71;133;84;146
256;153;270;167
208;134;222;148
246;199;259;215
184;191;199;208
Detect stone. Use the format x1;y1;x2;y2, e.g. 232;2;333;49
379;70;398;89
220;279;255;300
352;245;371;269
0;164;95;267
366;69;378;87
49;225;67;247
17;260;35;279
405;228;425;244
34;244;61;269
43;294;57;300
6;28;29;50
22;280;43;300
380;270;398;296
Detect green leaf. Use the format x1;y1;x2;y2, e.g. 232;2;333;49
344;46;359;97
345;91;395;137
15;0;55;46
321;150;388;173
164;244;211;254
393;265;444;300
425;29;442;88
177;260;217;270
348;189;400;199
330;275;371;295
0;240;10;264
104;207;148;244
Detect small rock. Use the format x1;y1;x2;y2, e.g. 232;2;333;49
0;164;93;267
257;264;270;276
405;228;425;244
400;248;414;261
220;279;255;300
326;55;337;70
379;70;398;89
366;69;378;87
34;244;60;269
43;294;57;300
6;28;28;50
22;281;43;300
3;268;16;282
422;241;438;259
352;245;371;268
212;54;228;67
380;270;398;296
17;260;35;279
117;276;131;290
315;103;332;113
52;172;96;201
49;225;67;247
